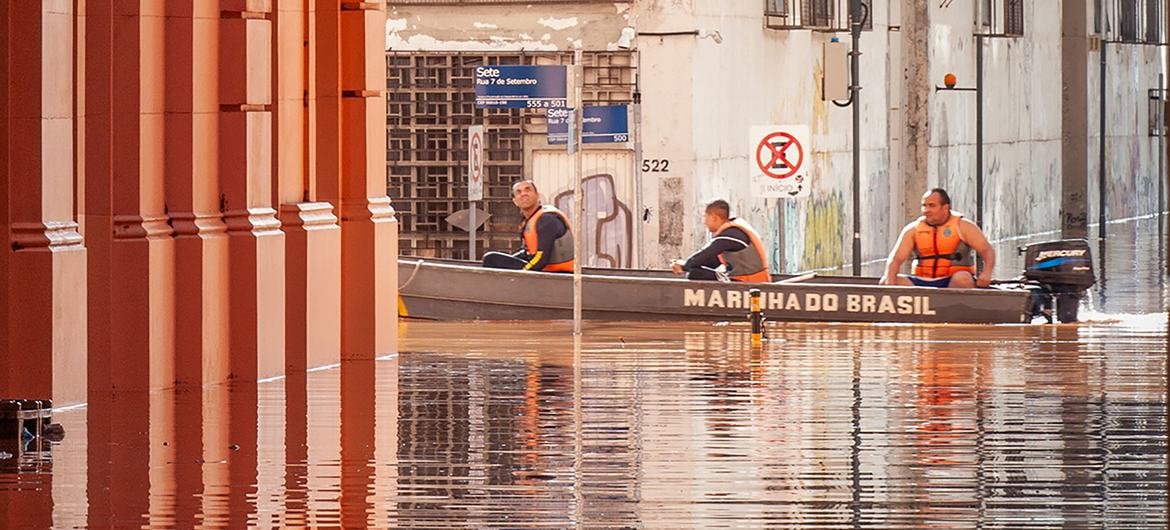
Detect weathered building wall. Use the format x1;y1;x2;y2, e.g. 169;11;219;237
386;3;633;51
1090;43;1165;224
927;0;1065;241
637;0;893;272
386;0;1166;274
927;0;1164;243
388;1;897;271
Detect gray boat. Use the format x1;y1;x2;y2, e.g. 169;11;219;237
397;238;1099;322
396;239;1096;324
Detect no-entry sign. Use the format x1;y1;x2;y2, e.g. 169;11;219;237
468;125;484;201
749;125;810;198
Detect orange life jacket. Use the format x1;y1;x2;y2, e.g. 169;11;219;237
912;213;975;278
521;205;575;272
714;218;771;283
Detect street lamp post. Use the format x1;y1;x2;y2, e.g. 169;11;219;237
849;0;863;276
935;39;985;228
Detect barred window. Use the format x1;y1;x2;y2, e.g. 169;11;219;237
977;0;1025;37
387;52;636;260
1107;0;1164;43
1121;0;1140;41
807;0;835;28
1095;0;1103;33
1003;0;1024;36
1145;0;1162;42
765;0;873;31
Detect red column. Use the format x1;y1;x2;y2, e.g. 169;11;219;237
1;0;89;405
82;1;175;396
277;0;341;375
338;1;397;361
82;2;115;526
84;0;113;405
220;2;285;381
167;1;230;388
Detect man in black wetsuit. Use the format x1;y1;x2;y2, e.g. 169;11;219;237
670;199;771;283
481;180;576;272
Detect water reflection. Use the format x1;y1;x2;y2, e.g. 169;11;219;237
0;319;1164;528
0;219;1165;528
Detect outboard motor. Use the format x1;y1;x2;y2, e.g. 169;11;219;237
1019;239;1096;323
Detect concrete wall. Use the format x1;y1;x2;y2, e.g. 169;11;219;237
927;0;1164;241
386;3;634;51
386;0;1166;273
1091;43;1165;223
673;0;894;273
926;0;1067;240
389;0;897;272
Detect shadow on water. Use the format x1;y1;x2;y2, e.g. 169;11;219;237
0;221;1165;528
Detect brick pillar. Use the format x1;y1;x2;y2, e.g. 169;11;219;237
277;0;341;375
338;1;397;361
1;0;88;405
220;3;285;381
167;2;230;389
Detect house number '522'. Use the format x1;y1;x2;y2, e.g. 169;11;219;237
641;159;670;172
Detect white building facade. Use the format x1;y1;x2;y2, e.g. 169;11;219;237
386;0;1166;274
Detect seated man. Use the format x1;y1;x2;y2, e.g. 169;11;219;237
879;188;995;288
482;180;575;272
670;199;771;283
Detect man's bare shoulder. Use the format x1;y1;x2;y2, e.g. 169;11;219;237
956;216;984;234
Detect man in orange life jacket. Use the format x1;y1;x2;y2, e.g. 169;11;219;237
481;180;575;272
670;199;771;283
879;188;995;288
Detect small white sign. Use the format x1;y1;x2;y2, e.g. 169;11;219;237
566;109;578;155
468;125;484;201
749;125;810;198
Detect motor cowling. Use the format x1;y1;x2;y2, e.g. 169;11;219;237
1019;239;1095;323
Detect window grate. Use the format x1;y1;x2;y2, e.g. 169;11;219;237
1103;0;1165;43
387;51;636;260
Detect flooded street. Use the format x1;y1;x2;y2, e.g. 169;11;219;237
2;219;1166;528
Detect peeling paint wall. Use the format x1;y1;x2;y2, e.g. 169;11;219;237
656;0;894;272
386;3;634;51
927;0;1164;243
1088;43;1165;224
384;1;1165;274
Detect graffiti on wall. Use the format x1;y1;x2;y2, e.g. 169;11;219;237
554;173;633;268
800;192;845;271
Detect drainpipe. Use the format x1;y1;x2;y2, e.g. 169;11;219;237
976;34;984;227
633;51;644;268
1100;40;1107;239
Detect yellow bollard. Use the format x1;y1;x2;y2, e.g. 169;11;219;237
749;288;763;347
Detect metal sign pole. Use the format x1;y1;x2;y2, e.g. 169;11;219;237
1160;75;1165;219
572;50;584;335
468;125;485;261
1100;40;1107;240
850;0;862;276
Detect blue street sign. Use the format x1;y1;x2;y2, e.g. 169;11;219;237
581;105;629;143
547;105;629;145
547;108;571;144
474;65;567;109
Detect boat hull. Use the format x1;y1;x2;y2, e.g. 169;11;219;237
397;258;1032;324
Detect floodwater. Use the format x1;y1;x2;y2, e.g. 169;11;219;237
1;217;1166;529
